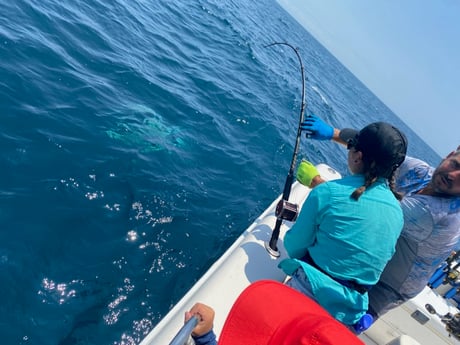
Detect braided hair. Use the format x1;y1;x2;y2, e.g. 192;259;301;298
351;161;402;201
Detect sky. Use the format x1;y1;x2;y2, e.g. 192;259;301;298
277;0;459;157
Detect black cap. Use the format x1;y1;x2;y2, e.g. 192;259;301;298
340;122;408;178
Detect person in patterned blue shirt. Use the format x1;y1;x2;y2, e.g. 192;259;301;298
301;115;460;318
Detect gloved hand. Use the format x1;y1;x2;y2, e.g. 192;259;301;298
296;160;320;187
300;115;334;140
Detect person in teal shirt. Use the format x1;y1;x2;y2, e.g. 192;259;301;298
279;122;407;327
301;115;460;319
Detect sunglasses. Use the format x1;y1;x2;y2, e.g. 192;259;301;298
347;137;358;150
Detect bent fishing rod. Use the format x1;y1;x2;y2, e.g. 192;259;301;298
264;42;307;257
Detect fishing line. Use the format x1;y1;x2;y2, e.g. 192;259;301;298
263;42;308;256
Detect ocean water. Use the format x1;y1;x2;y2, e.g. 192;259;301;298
0;1;441;344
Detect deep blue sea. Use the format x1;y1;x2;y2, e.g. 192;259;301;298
0;1;441;344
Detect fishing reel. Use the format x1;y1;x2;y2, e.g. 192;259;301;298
275;199;299;222
426;304;460;340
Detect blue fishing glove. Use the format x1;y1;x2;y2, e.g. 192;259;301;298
296;160;320;187
300;115;334;140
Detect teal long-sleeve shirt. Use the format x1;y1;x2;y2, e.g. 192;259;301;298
279;174;403;324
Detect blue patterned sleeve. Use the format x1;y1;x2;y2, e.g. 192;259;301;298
192;330;217;345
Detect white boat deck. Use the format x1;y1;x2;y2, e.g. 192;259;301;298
362;287;460;345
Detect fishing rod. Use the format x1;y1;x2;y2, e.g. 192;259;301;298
168;315;199;345
264;42;307;257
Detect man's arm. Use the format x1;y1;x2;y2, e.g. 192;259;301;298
301;115;356;147
332;128;348;146
185;303;217;345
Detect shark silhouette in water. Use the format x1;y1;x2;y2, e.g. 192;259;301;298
105;104;185;153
